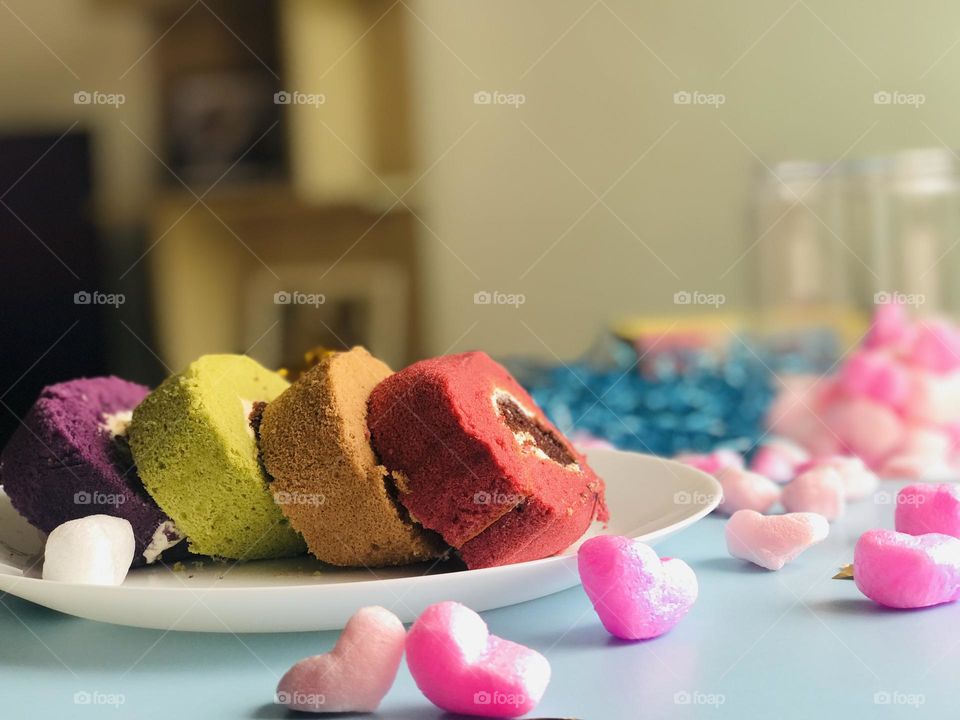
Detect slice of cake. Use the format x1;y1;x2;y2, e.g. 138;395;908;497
259;347;445;566
128;354;305;560
0;377;182;566
367;351;608;568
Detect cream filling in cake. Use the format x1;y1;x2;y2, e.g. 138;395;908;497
142;520;184;564
240;398;257;439
100;409;133;438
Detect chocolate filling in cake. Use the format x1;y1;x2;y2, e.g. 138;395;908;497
496;395;575;466
248;400;271;481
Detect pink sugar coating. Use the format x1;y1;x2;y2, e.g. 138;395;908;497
854;529;960;609
838;350;911;410
865;303;914;351
276;606;406;713
767;307;960;476
896;483;960;538
578;535;697;641
781;468;846;520
405;601;550;718
715;467;781;515
725;510;829;571
909;320;960;374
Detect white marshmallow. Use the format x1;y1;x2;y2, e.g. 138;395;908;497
42;515;134;585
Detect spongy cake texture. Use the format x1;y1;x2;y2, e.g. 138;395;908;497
260;347;443;566
0;376;176;565
367;351;608;568
129;354;305;559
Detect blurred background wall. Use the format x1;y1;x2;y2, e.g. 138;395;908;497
4;0;960;444
405;1;960;358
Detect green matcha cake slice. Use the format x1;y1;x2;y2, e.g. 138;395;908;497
129;354;305;560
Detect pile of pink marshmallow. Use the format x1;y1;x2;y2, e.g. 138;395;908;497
677;441;878;521
767;303;960;480
676;444;877;571
678;445;960;609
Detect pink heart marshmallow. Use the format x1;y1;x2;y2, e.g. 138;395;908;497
674;449;743;476
854;529;960;608
837;350;910;410
715;467;781;515
909;319;960;374
765;375;838;455
799;455;878;501
896;483;960;538
749;439;810;483
824;397;904;466
901;427;952;457
906;371;960;426
781;468;846;520
865;302;913;351
276;606;406;713
578;535;697;640
405;601;550;718
725;510;829;570
880;454;956;480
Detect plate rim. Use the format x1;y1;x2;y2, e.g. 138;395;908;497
0;449;720;595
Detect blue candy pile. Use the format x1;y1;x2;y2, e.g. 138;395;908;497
509;337;815;458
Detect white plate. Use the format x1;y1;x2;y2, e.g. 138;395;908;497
0;448;719;632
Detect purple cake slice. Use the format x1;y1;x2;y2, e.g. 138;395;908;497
0;377;183;566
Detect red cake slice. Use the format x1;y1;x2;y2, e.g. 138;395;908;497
367;351;608;568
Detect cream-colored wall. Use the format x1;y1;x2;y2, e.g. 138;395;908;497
7;1;960;366
0;1;157;229
405;0;960;360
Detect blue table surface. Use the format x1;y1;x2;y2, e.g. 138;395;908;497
1;480;955;719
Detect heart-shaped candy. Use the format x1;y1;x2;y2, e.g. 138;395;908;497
854;529;960;608
42;515;134;585
276;606;405;713
909;320;960;374
715;467;781;515
675;449;743;476
405;601;550;718
865;302;913;351
881;454;956;481
896;483;960;538
781;468;845;520
906;371;960;426
900;427;953;458
749;439;810;483
799;456;878;501
837;350;910;409
725;510;829;570
578;535;697;640
824;397;905;466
